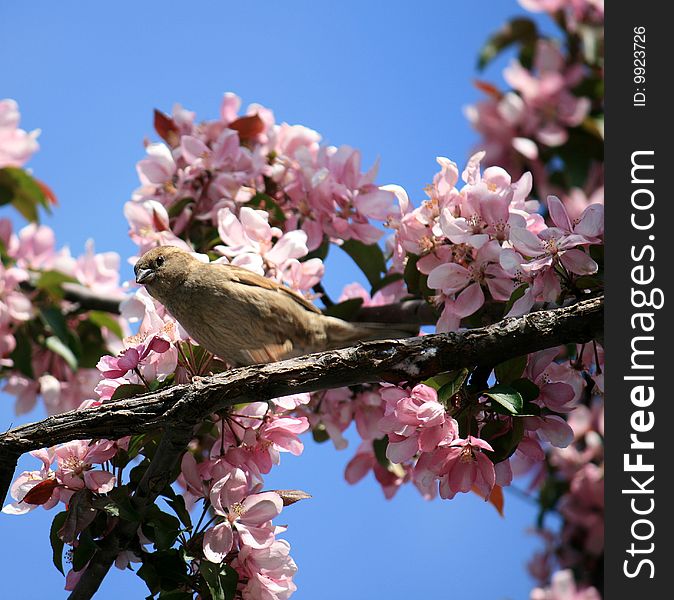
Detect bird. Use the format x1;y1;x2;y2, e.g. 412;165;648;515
134;246;418;366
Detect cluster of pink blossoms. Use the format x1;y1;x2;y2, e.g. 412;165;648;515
519;0;604;29
337;345;584;504
526;344;604;586
389;151;602;330
0;98;40;168
125;92;397;292
466;41;591;175
464;1;604;594
0;220;126;415
530;569;601;600
179;400;308;598
2;438;126;515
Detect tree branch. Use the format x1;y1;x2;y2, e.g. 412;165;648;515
0;295;603;506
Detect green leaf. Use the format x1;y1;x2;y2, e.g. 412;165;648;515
303;238;329;262
483;384;524;415
589;244;604;268
75;320;108;369
220;565;240;600
372;436;390;469
110;384;148;401
144;506;181;551
72;529;99;571
437;369;470;405
200;561;226;600
503;284;528;317
574;275;601;291
45;336;78;371
92;488;140;522
247;192;286;223
49;511;68;575
481;418;525;463
126;434;147;460
139;549;190;593
88;310;124;340
39;306;70;345
137;561;160;595
340;239;387;288
164;494;193;530
510;378;541;403
0;166;51;222
9;328;34;378
403;253;432;298
494;355;527;385
370;272;404;295
323;297;363;320
158;591;193;600
35;270;79;297
59;489;98;545
311;424;330;443
478;18;538;70
167;197;195;219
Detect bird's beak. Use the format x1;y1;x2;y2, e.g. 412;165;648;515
135;268;155;284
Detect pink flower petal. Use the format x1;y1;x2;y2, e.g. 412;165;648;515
203;522;234;563
560;249;598;275
241;492;283;525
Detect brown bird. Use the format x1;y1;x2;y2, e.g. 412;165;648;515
134;246;418;366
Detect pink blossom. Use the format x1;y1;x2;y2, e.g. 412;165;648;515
525;415;575;448
97;331;172;378
301;387;355;450
9;223;61;270
432;436;496;500
136;142;176;186
0;99;40;167
525;348;584;412
249;416;310;473
54;439;117;496
344;442;410;500
73;240;122;293
434;282;486;333
530;569;601;600
236;539;298;600
503;41;591;147
427;240;514;302
2;448;59;515
547;195;603;242
510;223;598;276
379;384;458;463
203;492;283;563
124;200;192;254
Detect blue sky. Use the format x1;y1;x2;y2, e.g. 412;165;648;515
1;1;556;598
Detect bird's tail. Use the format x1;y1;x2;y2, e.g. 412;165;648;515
322;317;419;349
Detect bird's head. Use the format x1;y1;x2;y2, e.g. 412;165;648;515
134;246;194;289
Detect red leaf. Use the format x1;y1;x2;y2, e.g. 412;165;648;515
36;179;58;206
472;484;505;517
151;207;168;232
153;109;180;147
473;79;503;100
21;478;59;505
228;114;265;140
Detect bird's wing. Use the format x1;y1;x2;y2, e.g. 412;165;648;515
241;340;295;365
211;263;322;314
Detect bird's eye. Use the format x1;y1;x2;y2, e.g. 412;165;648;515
155;256;165;268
